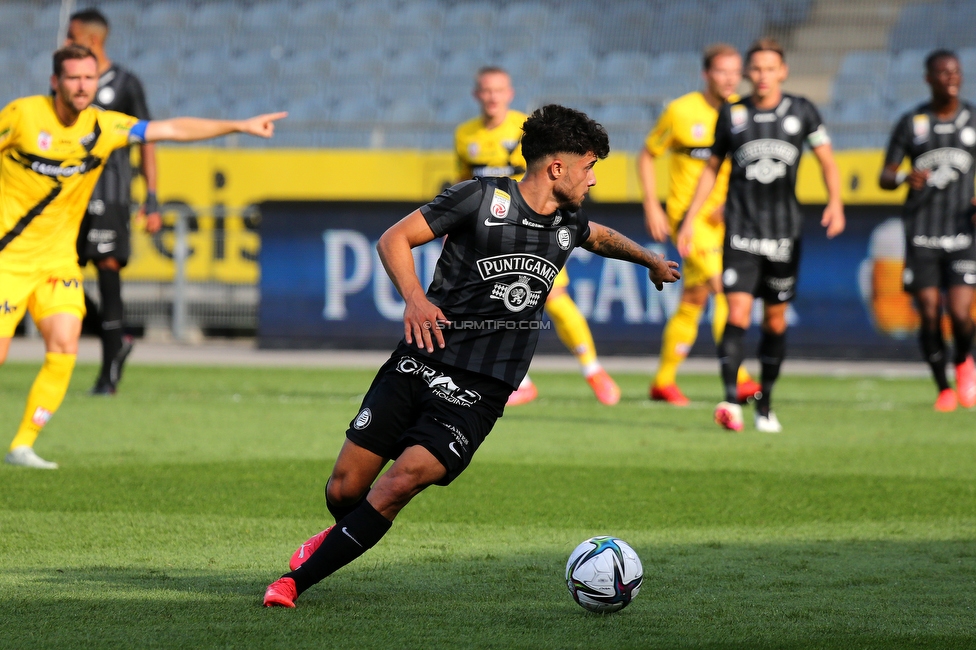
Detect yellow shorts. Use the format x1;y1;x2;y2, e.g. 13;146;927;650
669;212;725;289
0;265;86;337
553;267;569;289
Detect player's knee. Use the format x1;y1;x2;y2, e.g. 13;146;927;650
325;474;367;506
96;258;121;272
763;315;787;335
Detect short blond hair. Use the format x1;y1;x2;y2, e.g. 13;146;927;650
703;43;739;71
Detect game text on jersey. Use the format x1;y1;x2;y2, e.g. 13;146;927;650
476;253;559;288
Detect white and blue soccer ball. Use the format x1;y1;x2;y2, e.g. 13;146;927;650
565;536;643;613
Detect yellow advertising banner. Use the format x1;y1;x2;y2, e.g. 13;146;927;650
118;147;907;283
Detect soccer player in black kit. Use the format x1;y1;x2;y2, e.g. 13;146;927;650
678;38;845;433
263;105;681;607
880;50;976;412
65;9;159;394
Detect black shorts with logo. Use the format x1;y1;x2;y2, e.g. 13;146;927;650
722;237;802;304
902;238;976;291
77;201;132;266
346;343;511;486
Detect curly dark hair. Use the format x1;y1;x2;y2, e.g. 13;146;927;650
926;49;958;74
521;104;610;168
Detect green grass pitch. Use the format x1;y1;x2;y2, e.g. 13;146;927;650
2;361;975;649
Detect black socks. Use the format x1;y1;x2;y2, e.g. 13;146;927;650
718;324;746;403
758;330;786;417
286;500;392;595
952;318;975;366
920;325;950;391
326;487;370;523
97;267;124;385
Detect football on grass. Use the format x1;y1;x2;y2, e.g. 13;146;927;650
565;536;643;613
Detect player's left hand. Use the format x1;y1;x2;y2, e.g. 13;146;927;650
648;254;681;291
239;112;288;138
821;201;845;239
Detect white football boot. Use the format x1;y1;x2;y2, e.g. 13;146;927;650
5;446;58;469
754;411;782;433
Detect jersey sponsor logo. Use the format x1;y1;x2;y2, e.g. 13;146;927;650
434;418;470;449
485;188;512;224
556;226;572;250
765;276;795;293
97;86;116;106
734;139;799;184
80;130;97;148
86;228;116;244
474;165;518;178
912;233;973;251
353;407;371;430
692;123;705;139
37;131;52;151
476;253;559;288
753;112;777;123
31;406;52;427
913;114;930;143
962;127;976;147
490;275;542;312
952;260;976;275
914;147;973;189
934;123;956;134
520;219;545;228
467;143;480;158
396;356;482;406
0;300;18;314
722;268;738;287
22;153;102;179
731;105;748;133
730;235;793;262
682;147;712;160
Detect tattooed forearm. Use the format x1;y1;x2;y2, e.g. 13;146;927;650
582;224;654;267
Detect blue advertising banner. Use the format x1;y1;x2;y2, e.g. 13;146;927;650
259;201;921;359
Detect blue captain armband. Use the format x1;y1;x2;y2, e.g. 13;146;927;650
128;120;149;144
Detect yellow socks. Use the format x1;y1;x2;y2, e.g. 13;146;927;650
655;301;703;387
9;352;76;450
546;293;598;370
711;293;753;385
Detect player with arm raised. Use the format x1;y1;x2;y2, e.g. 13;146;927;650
264;105;680;608
0;45;285;469
638;43;761;407
65;8;159;395
456;66;621;407
879;50;976;412
678;38;844;433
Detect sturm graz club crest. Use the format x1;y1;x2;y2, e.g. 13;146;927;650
490;275;541;312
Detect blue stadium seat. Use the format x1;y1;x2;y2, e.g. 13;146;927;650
383;99;437;125
497;2;550;30
831;95;885;125
384;48;439;80
189;1;240;30
889;4;946;53
138;1;188;31
289;0;342;27
344;0;397;29
602;52;650;80
596;2;659;53
592;102;650;127
761;0;812;28
331;49;386;81
943;3;976;49
648;52;700;80
888;49;927;78
701;0;764;53
395;1;444;30
182;51;230;81
0;2;35;31
444;3;496;30
333;96;379;123
838;51;891;80
31;3;62;31
436;98;477;126
280;50;332;81
655;3;705;54
241;3;290;30
129;50;182;81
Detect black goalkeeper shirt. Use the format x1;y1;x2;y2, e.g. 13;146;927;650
416;177;590;388
712;93;830;242
89;64;152;207
885;101;976;246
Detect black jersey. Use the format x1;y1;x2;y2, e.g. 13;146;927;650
885;102;976;246
712;93;829;242
417;177;590;387
89;64;151;207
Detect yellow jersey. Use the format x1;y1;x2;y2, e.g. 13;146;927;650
0;96;142;273
454;110;527;181
644;91;734;227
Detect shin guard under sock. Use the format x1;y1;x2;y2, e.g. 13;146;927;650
326;488;370;523
286;500;392;595
757;330;786;417
920;326;950;391
718;325;746;403
952;319;975;366
97;267;124;384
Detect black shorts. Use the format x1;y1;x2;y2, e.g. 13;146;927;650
722;238;801;304
77;201;131;266
345;344;510;486
903;240;976;292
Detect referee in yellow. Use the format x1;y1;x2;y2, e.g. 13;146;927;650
639;44;761;406
455;66;620;406
0;45;284;468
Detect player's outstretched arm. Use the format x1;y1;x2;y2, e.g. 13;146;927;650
377;210;450;352
637;148;670;242
812;143;845;238
143;112;287;143
677;155;722;257
583;222;680;291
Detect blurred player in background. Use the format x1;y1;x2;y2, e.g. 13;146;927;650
264;105;679;608
679;38;844;433
455;66;620;406
880;49;976;412
65;8;159;395
639;44;761;406
0;45;285;468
